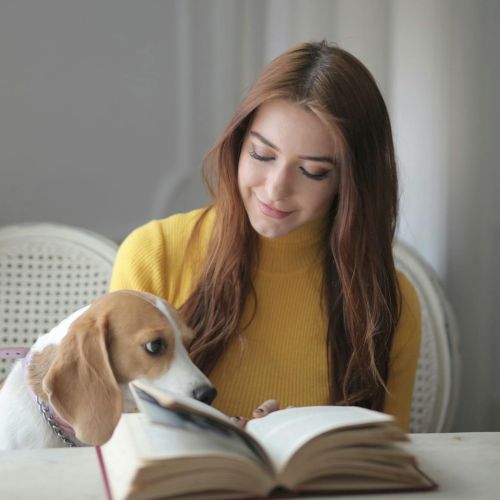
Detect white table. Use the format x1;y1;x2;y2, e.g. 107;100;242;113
0;433;499;499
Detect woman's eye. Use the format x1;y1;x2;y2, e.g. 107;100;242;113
299;166;329;181
144;338;166;356
249;148;274;162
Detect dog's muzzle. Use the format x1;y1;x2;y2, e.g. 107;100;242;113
193;385;217;405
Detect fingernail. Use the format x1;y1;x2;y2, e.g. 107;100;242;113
254;408;264;414
232;416;241;420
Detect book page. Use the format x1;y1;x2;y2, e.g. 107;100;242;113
102;414;276;500
131;380;233;425
245;406;394;472
131;413;252;460
130;382;273;471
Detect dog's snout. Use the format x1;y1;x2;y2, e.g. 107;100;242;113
192;385;217;405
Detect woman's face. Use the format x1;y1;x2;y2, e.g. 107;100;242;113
238;99;340;239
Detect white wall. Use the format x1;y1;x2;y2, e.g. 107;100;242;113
0;0;498;431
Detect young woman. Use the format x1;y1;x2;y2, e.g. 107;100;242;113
110;41;421;431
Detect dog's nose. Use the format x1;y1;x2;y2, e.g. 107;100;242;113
192;385;217;405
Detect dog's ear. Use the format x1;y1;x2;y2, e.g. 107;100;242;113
42;313;122;446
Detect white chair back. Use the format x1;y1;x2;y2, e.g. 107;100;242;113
394;241;460;432
0;223;117;380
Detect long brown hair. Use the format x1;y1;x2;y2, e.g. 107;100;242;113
180;41;400;411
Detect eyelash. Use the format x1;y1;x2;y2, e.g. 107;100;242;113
249;149;273;162
249;149;329;181
299;166;328;181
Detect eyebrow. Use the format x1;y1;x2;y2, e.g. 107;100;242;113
250;130;335;165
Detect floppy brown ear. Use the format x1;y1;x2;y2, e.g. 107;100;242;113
42;313;123;446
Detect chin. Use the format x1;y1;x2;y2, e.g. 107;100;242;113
249;219;293;239
257;229;286;239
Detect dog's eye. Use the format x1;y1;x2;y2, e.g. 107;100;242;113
144;338;166;356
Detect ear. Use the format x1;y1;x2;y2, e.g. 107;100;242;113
42;313;123;445
179;320;196;346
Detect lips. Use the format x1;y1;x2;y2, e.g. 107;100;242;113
257;198;291;219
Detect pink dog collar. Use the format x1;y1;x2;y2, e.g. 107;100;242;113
20;348;82;447
0;347;30;359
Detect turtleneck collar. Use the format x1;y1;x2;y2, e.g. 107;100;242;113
257;217;329;274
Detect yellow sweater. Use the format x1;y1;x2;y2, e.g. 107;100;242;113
110;208;421;430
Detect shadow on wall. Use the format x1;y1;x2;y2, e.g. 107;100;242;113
150;168;210;221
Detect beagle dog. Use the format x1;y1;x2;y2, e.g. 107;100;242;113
0;290;216;449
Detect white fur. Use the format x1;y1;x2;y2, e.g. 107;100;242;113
0;299;213;450
138;298;209;397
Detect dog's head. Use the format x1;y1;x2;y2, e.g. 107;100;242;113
28;290;216;446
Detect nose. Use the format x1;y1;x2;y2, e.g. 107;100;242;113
192;385;218;405
266;164;292;201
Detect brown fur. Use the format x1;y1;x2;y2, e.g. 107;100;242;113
27;345;58;400
28;291;194;446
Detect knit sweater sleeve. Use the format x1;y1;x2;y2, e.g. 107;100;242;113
109;208;213;307
109;220;168;298
383;272;422;431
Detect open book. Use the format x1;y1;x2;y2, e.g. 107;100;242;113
97;380;436;500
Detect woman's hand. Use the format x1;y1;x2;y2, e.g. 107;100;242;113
230;399;280;428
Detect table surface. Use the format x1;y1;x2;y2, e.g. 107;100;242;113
0;432;499;499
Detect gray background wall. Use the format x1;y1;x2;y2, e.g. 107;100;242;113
1;0;499;431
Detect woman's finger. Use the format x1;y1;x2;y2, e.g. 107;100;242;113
230;416;249;428
252;399;280;418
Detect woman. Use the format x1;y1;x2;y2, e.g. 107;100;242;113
110;41;421;431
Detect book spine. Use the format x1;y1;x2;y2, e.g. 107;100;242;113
95;446;113;500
